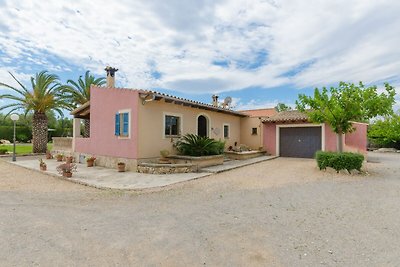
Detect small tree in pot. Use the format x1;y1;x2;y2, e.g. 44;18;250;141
39;159;47;171
86;156;96;167
56;153;64;162
56;163;77;178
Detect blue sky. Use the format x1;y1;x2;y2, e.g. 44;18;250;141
1;0;399;114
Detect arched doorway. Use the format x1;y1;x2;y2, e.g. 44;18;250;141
197;115;208;137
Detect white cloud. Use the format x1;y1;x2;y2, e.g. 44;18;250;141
0;67;31;90
233;98;296;111
0;0;399;95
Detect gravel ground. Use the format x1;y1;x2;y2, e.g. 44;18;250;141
0;152;399;266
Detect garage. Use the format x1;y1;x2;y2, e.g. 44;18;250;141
279;126;322;158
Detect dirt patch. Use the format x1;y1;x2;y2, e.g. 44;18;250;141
1;153;400;266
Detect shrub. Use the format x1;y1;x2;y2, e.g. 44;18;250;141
0;126;32;142
368;114;400;149
315;151;364;173
0;148;8;155
17;133;29;143
175;134;225;156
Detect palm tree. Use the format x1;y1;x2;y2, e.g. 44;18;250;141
0;71;71;153
64;71;106;137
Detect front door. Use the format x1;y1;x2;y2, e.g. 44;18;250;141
197;115;208;137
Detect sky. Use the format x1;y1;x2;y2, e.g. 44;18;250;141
0;0;399;114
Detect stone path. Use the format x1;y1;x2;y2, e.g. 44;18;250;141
8;155;277;190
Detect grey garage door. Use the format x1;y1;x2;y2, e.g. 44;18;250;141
279;127;322;158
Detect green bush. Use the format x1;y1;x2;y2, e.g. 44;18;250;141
315;151;364;173
368;114;400;149
0;148;7;155
175;134;225;156
0;126;32;142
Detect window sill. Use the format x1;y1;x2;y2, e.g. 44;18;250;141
164;135;181;139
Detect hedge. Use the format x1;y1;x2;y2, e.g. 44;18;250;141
0;126;32;142
315;151;364;173
0;126;72;143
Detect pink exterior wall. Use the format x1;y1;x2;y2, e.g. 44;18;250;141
262;122;367;156
324;124;337;152
263;123;276;155
74;86;139;159
344;123;368;154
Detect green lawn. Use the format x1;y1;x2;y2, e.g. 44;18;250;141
0;143;53;155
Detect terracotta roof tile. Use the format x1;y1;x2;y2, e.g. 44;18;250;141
262;110;309;122
239;108;277;117
71;86;248;118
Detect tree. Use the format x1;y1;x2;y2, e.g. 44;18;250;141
274;103;292;112
0;71;71;153
63;71;106;137
368;114;400;149
296;82;396;152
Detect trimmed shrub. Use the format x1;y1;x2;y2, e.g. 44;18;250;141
0;126;32;142
315;151;364;173
0;148;7;155
175;134;225;156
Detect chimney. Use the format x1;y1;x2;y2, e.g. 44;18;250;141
212;95;219;107
105;66;118;87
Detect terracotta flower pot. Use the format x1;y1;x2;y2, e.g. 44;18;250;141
46;153;52;160
63;171;72;178
117;163;126;172
87;160;94;167
40;165;47;171
56;156;63;162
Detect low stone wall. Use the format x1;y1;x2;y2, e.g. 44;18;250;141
168;154;224;168
138;162;194;174
52;137;73;154
73;152;138;172
225;150;266;160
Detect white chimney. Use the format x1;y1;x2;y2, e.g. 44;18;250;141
212;94;219;107
105;66;118;87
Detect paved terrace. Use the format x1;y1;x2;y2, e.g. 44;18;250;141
7;155;277;191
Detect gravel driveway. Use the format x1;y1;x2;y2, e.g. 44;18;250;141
1;152;399;266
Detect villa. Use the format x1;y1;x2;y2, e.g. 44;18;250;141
67;67;367;171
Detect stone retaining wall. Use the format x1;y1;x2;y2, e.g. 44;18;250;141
73;152;138;172
224;150;266;160
138;162;194;174
167;154;224;168
52;137;73;153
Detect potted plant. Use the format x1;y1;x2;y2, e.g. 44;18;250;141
46;150;52;159
56;163;77;178
39;159;47;171
117;162;126;172
56;153;63;162
86;156;96;167
159;149;171;164
65;155;73;164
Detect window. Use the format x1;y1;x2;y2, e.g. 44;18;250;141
115;111;130;137
223;124;229;139
165;115;181;136
252;127;258;135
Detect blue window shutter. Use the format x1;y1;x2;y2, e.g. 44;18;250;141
115;113;120;136
123;113;129;136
